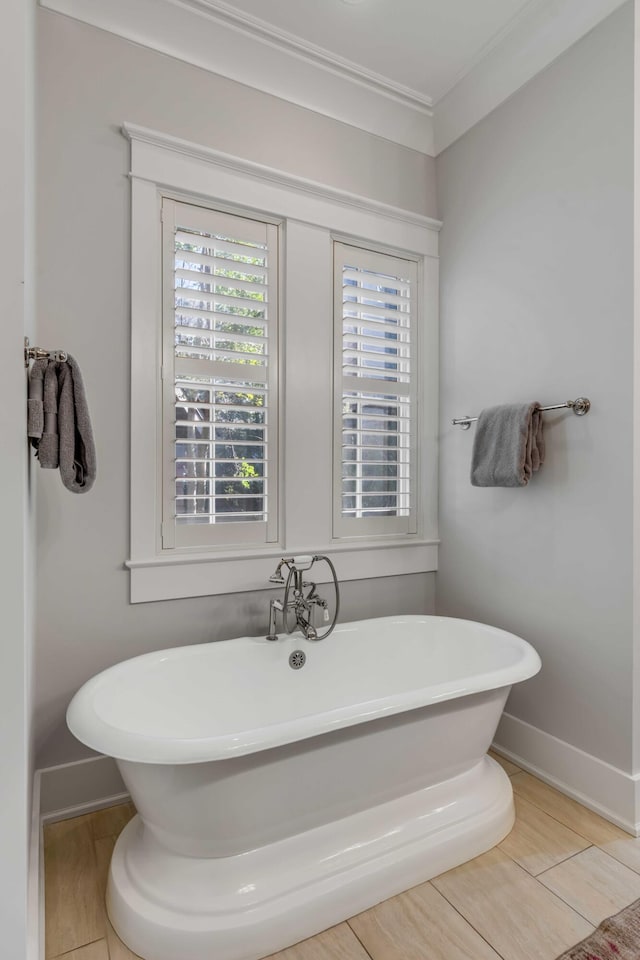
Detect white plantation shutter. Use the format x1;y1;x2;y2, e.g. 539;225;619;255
161;199;279;549
333;242;418;538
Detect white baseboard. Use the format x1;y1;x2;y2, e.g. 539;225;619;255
38;725;640;831
494;712;640;836
32;756;129;960
39;754;128;821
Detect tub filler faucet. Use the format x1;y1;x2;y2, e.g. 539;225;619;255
266;555;340;642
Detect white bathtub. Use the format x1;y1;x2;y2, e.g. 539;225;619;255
67;614;540;960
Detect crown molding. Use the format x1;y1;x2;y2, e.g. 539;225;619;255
180;0;433;111
433;0;629;154
429;0;547;105
39;0;435;154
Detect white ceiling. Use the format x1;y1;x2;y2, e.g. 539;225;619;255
207;0;534;103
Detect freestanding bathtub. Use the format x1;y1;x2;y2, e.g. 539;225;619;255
67;614;540;960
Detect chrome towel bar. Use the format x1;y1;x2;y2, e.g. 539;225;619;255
452;397;591;430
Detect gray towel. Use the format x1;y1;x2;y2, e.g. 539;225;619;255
38;361;60;468
471;402;545;487
28;354;96;492
27;358;47;442
57;355;96;493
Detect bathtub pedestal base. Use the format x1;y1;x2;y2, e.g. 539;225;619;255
107;757;514;960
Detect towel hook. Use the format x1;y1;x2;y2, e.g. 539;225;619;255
24;337;68;367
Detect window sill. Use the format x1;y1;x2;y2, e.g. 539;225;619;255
126;539;439;603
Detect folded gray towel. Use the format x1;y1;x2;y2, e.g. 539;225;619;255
57;355;96;493
27;399;44;442
39;361;60;469
28;354;96;491
471;402;545;487
27;358;47;442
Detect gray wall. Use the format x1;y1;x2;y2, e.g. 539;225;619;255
436;4;634;771
35;10;437;768
1;0;36;952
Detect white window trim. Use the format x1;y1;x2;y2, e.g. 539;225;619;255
125;123;441;603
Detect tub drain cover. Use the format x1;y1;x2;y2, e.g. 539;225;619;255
289;650;306;670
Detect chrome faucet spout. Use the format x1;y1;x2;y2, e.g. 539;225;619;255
266;598;283;641
268;558;290;584
304;621;318;641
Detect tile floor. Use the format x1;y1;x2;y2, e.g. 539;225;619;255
44;752;640;960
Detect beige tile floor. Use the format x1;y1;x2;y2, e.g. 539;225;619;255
44;752;640;960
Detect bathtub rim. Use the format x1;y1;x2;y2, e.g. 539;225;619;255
66;614;541;765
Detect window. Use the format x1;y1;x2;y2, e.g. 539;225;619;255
334;242;417;539
126;123;439;601
161;199;279;549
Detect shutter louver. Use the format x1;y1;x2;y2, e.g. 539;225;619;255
334;243;417;538
162;200;278;548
